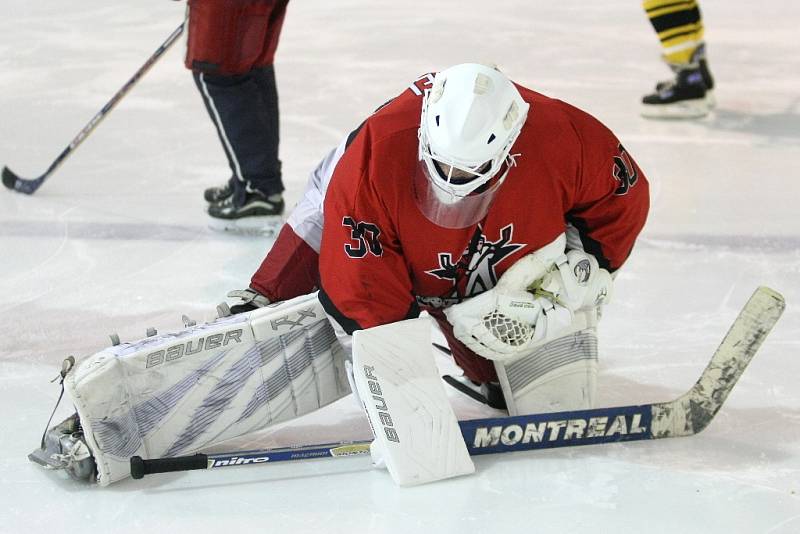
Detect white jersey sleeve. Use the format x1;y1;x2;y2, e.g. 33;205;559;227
286;137;347;252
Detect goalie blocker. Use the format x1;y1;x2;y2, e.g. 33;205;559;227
351;318;475;486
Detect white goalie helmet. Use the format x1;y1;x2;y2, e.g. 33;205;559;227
415;63;530;228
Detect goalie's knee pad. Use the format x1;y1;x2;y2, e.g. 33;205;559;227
495;310;599;416
65;292;349;486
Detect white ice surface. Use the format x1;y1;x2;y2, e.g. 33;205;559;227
1;1;799;532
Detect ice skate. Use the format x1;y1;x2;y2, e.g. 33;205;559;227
641;66;710;119
28;413;96;481
208;190;285;237
203;177;235;203
643;44;715;119
654;57;715;109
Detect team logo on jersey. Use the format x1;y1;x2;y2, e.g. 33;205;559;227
612;143;639;196
342;217;383;258
421;224;524;306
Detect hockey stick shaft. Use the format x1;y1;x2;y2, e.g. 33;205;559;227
130;442;372;478
2;22;185;195
130;286;784;479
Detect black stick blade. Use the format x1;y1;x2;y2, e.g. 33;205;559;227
2;166;44;195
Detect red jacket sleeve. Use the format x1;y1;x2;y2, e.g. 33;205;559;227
564;108;650;272
317;125;419;334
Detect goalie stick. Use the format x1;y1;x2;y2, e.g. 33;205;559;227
2;22;185;195
130;286;784;480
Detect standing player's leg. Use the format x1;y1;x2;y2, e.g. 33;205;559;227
185;0;289;227
640;0;715;118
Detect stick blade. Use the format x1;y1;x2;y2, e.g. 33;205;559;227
652;286;786;438
2;166;44;195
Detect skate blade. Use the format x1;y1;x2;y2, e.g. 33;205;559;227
208;215;283;238
29;445;96;480
641;98;710;120
28;447;65;469
706;89;717;109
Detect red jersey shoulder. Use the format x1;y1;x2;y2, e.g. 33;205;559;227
363;80;428;141
326;78;423;216
538;97;644;197
515;85;633;190
515;85;614;138
336;74;427;192
512;86;584;156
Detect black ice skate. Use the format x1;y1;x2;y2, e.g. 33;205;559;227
203;178;235;203
642;68;710;119
643;43;715;120
208;189;285;237
642;65;711;119
654;57;715;108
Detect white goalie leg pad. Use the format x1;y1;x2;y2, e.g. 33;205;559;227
495;309;599;416
352;317;475;486
65;292;350;486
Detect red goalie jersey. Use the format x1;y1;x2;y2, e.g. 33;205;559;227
252;73;649;382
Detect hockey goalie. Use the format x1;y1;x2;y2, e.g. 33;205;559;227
30;63;649;487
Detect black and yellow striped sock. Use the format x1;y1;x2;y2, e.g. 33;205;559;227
643;0;705;67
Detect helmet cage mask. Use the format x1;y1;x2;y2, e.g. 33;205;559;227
413;64;530;227
417;64;529;203
418;102;524;201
